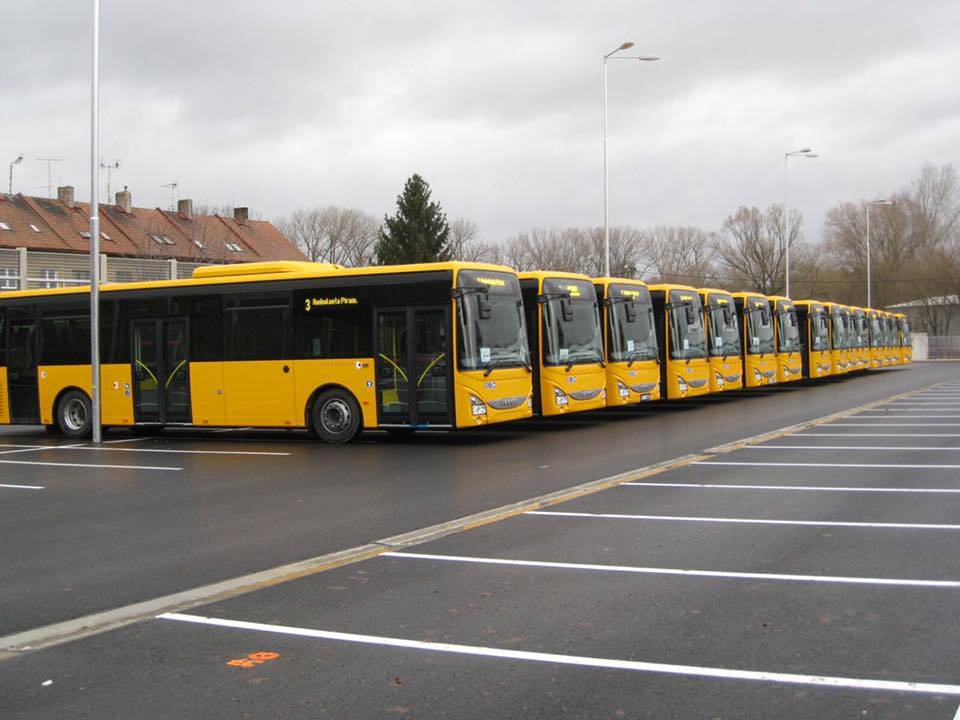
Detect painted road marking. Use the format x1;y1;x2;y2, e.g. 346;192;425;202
828;423;960;427
694;460;960;469
853;415;960;419
0;459;180;471
384;551;960;588
0;443;289;457
623;482;960;494
102;437;150;444
745;445;960;451
797;433;960;438
526;510;960;531
160;612;960;697
0;483;44;490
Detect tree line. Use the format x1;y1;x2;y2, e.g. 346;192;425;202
275;164;960;330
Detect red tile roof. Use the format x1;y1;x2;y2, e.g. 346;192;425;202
0;191;306;263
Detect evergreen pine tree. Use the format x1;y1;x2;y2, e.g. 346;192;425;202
375;174;451;264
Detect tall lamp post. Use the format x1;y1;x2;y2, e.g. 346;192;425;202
865;199;893;309
8;155;23;194
90;0;102;444
603;42;658;277
783;147;818;296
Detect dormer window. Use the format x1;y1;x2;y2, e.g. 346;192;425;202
0;222;11;231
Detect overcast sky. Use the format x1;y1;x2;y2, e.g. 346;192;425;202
2;1;958;244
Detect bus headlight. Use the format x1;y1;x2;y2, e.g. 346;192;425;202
753;368;762;382
553;387;569;407
617;381;630;398
715;373;725;388
469;395;487;416
676;377;688;393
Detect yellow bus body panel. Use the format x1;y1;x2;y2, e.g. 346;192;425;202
604;360;661;405
539;363;606;416
455;366;533;428
293;358;378;429
223;360;298;427
706;356;743;393
901;346;912;364
664;358;710;399
743;353;778;387
189;362;226;426
831;348;849;374
776;352;803;383
36;364;133;425
0;367;9;423
806;350;832;378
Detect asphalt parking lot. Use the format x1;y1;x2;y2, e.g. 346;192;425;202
2;363;960;718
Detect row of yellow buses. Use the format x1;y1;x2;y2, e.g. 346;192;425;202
0;261;912;442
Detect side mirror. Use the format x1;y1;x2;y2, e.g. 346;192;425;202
761;309;770;325
561;297;574;322
722;307;733;325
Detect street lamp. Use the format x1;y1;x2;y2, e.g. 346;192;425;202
783;147;817;297
8;154;23;194
865;199;893;309
603;42;658;277
90;0;102;444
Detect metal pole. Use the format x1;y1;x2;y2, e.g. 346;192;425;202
90;0;102;444
7;163;11;195
602;54;609;277
783;154;790;297
865;203;871;309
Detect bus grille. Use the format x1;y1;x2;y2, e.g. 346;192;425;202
569;388;602;401
487;396;527;410
761;370;776;378
629;382;658;393
688;378;708;388
724;374;741;383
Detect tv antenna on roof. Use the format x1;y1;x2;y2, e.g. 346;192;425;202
99;159;120;200
36;158;64;198
161;182;178;211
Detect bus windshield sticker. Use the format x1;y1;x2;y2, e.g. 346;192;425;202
752;336;759;347
559;347;570;361
715;337;723;349
683;338;689;350
626;339;635;352
480;347;491;363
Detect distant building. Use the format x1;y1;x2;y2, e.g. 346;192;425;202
0;187;305;289
887;296;960;336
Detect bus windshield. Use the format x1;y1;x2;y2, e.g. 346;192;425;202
606;284;658;363
746;299;775;355
706;296;741;357
456;270;530;372
832;311;847;349
852;314;867;349
541;278;603;367
810;310;830;351
870;315;884;348
668;290;707;360
900;318;911;345
777;306;801;353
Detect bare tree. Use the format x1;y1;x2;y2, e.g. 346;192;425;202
641;226;716;286
275;206;380;266
715;205;804;294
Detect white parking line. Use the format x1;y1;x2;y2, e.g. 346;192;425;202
102;437;150;444
623;482;960;494
0;459;180;471
953;703;960;720
0;482;44;490
0;442;289;457
694;460;960;469
745;445;960;451
526;510;960;531
853;415;960;419
384;551;960;588
828;423;960;427
0;443;85;455
159;612;960;697
799;433;960;437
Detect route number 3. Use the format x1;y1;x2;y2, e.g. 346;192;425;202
227;651;280;668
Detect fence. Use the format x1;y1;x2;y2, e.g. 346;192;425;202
0;248;215;290
927;335;960;360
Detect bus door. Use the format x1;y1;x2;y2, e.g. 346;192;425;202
131;318;191;424
7;317;40;423
374;307;451;427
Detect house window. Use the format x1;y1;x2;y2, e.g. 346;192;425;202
42;269;59;289
29;224;41;233
193;239;204;249
0;268;17;289
225;242;243;252
101;232;111;241
0;222;11;231
79;231;91;239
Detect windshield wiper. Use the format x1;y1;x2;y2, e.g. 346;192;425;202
624;349;652;367
483;357;531;377
565;352;606;371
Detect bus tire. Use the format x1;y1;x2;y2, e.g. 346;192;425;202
311;389;361;444
56;390;93;439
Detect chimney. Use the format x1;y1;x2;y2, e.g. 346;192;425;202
58;186;75;209
115;186;132;213
233;207;249;224
177;198;193;220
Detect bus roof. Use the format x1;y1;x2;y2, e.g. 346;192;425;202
592;276;649;289
519;270;594;284
729;291;769;302
696;287;732;297
646;282;699;293
0;260;519;302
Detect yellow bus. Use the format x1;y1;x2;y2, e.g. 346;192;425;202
647;284;710;399
882;311;900;366
731;292;778;387
519;271;606;415
768;295;803;382
866;308;884;369
895;312;912;364
697;288;743;393
0;260;534;442
794;300;832;378
848;307;870;371
823;302;850;374
593;277;661;404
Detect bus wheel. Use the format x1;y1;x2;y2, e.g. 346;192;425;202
311;389;361;444
57;390;93;439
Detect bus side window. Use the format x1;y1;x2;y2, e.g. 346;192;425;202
224;294;290;361
0;308;5;367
